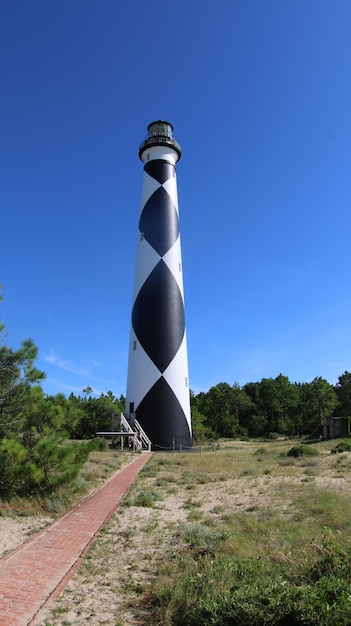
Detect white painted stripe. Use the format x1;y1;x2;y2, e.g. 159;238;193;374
126;331;161;411
163;333;192;433
162;177;179;215
141;145;178;164
139;172;161;210
131;238;160;305
162;236;185;299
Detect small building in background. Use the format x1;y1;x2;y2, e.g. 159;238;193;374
323;416;350;440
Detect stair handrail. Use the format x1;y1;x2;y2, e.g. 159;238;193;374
133;418;152;451
119;412;134;434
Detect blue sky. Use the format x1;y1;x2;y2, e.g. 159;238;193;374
1;0;350;398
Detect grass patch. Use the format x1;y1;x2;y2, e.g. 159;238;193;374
123;489;164;508
254;447;268;455
137;443;351;624
287;445;320;458
0;447;126;517
39;439;351;626
151;532;351;625
331;440;351;454
183;497;202;509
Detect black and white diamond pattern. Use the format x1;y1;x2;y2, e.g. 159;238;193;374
126;157;192;450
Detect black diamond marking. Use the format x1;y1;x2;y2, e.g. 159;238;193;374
136;377;192;450
144;159;174;184
132;260;185;372
139;187;179;256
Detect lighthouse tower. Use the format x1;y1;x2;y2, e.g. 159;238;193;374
126;120;192;451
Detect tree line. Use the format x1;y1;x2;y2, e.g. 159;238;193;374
191;372;351;441
1;285;350;496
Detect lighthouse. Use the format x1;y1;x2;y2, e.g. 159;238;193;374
126;120;192;451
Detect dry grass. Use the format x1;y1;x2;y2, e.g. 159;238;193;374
6;439;351;625
0;447;129;557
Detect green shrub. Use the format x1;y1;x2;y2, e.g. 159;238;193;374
176;522;228;558
88;437;109;451
254;447;267;455
0;433;93;498
266;432;281;440
152;530;351;626
331;441;351;454
132;490;164;508
287;445;320;458
46;494;67;513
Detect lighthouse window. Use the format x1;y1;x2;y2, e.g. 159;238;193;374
178;262;181;272
133;340;137;350
185;377;188;387
140;232;144;241
150;122;172;137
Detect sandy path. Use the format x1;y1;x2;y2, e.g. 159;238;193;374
0;516;53;558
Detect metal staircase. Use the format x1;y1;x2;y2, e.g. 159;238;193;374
132;417;152;452
120;412;152;451
97;413;151;451
96;413;151;452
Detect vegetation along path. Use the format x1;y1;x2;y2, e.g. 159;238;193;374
0;452;152;626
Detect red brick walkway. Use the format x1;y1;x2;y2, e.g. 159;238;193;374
0;452;152;626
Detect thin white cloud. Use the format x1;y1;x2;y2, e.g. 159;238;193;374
45;353;92;378
44;352;118;387
45;378;104;396
89;359;101;368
